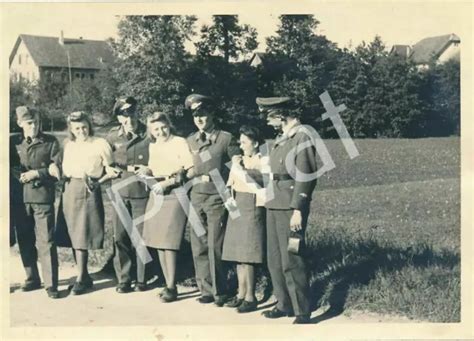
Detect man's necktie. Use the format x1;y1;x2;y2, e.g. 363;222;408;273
199;131;206;142
26;136;32;144
126;132;133;141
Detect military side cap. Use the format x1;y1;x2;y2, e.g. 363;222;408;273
16;106;37;122
184;94;214;116
113;96;138;117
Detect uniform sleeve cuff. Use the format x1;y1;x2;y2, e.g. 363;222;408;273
36;168;48;180
290;195;309;210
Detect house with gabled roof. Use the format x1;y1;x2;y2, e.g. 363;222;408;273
390;33;460;68
9;33;114;83
248;52;267;68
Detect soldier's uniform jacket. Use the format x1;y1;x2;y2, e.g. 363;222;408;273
265;124;317;210
187;129;240;194
10;132;60;204
106;122;150;199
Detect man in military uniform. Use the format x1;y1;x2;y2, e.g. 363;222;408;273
185;94;240;306
10;106;61;299
256;97;317;324
106;97;153;293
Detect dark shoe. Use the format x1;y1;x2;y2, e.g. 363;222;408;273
225;296;244;308
116;283;133;294
21;281;41;292
214;295;229;307
46;287;59;299
134;282;148;292
71;278;93;295
293;315;311;324
197;295;215;304
160;287;178;303
158;287;169;297
237;300;257;313
262;307;294;319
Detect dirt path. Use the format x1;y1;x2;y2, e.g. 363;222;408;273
8;251;415;326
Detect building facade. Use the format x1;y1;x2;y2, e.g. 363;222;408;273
390;33;460;69
9;33;114;83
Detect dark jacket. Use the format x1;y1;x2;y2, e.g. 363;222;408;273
187;129;240;194
106;122;151;199
10;132;60;204
265;124;317;210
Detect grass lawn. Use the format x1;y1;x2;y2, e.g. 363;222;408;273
23;133;460;322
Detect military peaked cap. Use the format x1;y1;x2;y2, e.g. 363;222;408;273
113;96;138;117
185;94;215;116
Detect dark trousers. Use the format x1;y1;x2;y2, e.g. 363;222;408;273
14;203;58;289
112;197;149;284
190;191;228;298
266;209;311;316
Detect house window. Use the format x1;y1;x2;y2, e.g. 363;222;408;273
18;55;22;65
81;73;85;79
75;73;80;79
25;55;29;65
90;74;95;80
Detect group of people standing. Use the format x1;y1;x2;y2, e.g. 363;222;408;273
10;93;317;324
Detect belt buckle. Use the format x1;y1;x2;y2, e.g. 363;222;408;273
126;165;135;172
269;173;274;181
201;175;210;183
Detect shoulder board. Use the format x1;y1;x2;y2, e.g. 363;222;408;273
41;133;59;141
219;130;232;137
187;131;198;139
217;130;234;140
10;133;22;142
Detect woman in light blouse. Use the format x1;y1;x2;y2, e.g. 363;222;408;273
60;111;117;295
222;125;268;313
142;112;193;303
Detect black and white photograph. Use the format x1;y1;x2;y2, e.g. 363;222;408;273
1;1;472;340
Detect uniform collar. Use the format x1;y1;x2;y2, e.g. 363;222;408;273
22;132;45;145
118;121;146;138
282;121;301;138
195;129;218;143
273;122;302;148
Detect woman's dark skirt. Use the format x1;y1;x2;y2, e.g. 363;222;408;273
222;191;265;264
57;178;104;250
142;191;188;250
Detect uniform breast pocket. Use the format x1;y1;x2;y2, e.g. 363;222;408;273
31;149;50;168
274;180;294;207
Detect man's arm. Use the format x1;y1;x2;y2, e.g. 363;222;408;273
290;134;317;211
39;137;61;181
9;137;23;181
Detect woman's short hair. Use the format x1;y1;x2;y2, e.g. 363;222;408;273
66;111;94;141
146;111;176;141
239;125;263;146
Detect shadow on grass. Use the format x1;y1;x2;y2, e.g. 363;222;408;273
305;234;460;323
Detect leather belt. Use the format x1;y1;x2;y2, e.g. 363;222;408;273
268;173;293;181
154;175;171;181
116;164;144;172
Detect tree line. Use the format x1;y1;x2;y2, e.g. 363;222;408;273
10;15;460;138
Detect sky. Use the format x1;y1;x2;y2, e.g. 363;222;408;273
1;2;470;57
